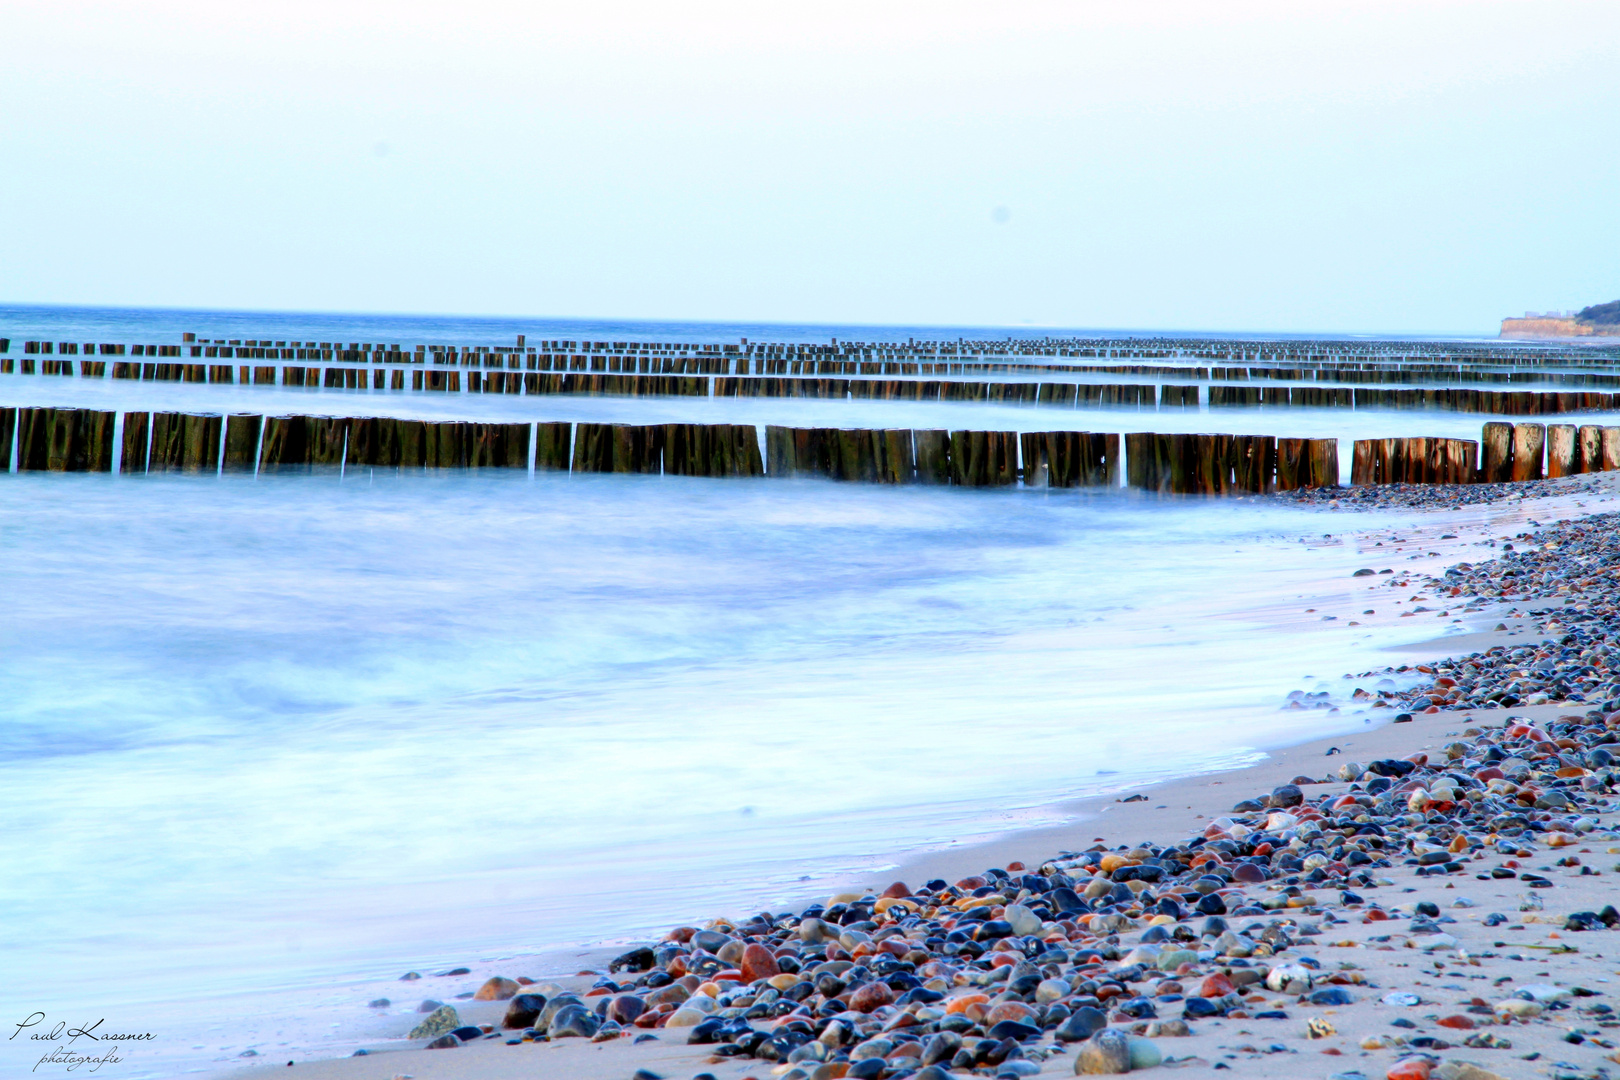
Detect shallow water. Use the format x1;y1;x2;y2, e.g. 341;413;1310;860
0;306;1521;1076
0;462;1453;1071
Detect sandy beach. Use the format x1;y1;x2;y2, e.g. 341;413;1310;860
222;473;1620;1080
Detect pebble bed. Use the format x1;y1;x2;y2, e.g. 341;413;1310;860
1274;474;1609;512
1381;511;1620;719
389;484;1620;1080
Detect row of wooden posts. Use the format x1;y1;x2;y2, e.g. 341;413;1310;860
5;407;1619;493
13;335;1620;386
1350;422;1620;485
10;355;1620;417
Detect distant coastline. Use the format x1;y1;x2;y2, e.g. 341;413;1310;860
1501;299;1620;339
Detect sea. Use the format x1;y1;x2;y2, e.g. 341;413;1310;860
0;305;1582;1076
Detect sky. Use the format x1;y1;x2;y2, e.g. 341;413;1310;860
0;0;1616;335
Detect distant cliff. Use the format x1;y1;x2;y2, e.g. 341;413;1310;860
1501;300;1620;339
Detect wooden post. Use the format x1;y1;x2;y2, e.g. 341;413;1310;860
765;425;795;476
259;416;311;473
149;413;222;473
118;412;149;475
1125;432;1155;490
535;422;570;471
470;422;532;468
833;429;878;482
1578;425;1603;473
949;430;1015;486
914;429;951;484
1349;440;1375;486
572;423;612;472
1019;432;1049;488
1481;422;1513;483
223;415;262;472
1511;423;1545;482
1441;439;1477;484
875;430;914;484
1229;435;1275;493
1546;424;1577;478
16;408;116;472
1603;427;1620;472
1307;439;1339;488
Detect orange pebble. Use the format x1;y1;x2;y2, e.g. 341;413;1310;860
945;993;989;1015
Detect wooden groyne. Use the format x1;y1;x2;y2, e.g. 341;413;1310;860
1350;422;1620;485
9;406;1620;494
7;332;1620;417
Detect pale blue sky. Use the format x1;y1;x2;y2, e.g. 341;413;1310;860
1;0;1615;334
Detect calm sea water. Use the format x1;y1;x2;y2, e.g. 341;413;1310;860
0;306;1520;1076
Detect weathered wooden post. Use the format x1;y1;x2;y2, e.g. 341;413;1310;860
1349;440;1375;486
118;411;149;474
949;430;1015;486
1481;422;1513;483
832;429;878;482
259;416;310;472
914;429;951;484
422;421;468;468
1546;424;1577;478
1228;435;1275;493
874;430;914;483
1124;432;1155;490
470;422;532;468
223;415;262;472
1511;422;1545;482
1578;425;1603;473
1603;427;1620;473
16;408;116;472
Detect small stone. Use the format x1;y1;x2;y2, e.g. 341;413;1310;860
474;976;519;1001
1385;1060;1432;1080
608;996;645;1025
547;1004;600;1039
665;1007;708;1027
1156;949;1199;971
501;994;547;1029
1036;977;1072;1004
1265;964;1313;994
1433;1064;1509;1080
609;948;656;973
1306;987;1355;1006
424;1033;459;1049
1074;1029;1132;1074
921;1031;962;1066
1055;1006;1109;1043
367;998;389;1008
1127;1035;1162;1070
848;982;894;1013
1306;1017;1336;1039
740;943;780;983
1144;1019;1191;1037
408;1005;461;1040
1003;904;1043;937
1269;784;1304;808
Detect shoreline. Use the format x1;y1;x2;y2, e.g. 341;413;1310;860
227;475;1620;1080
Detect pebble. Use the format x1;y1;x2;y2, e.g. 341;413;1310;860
406;1005;460;1041
473;976;519;1001
1074;1028;1133;1074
